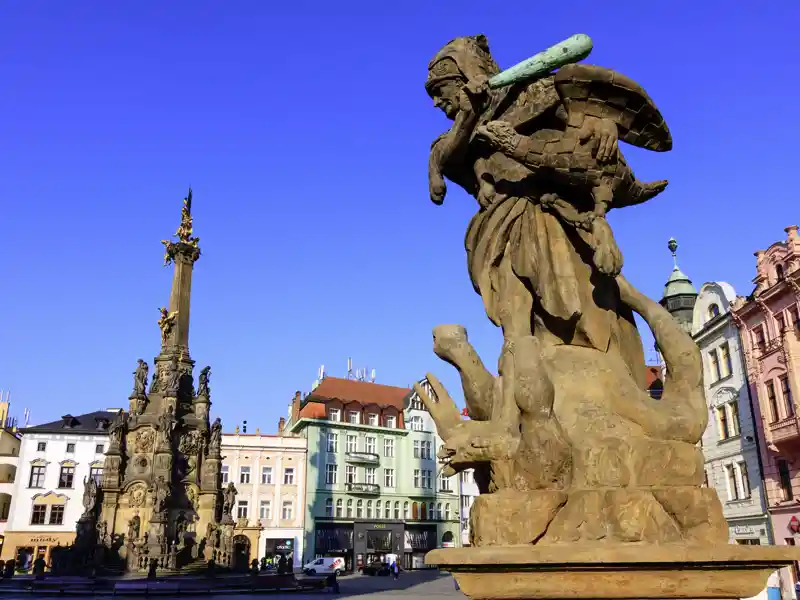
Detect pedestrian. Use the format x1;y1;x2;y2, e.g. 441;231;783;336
327;571;340;594
393;561;399;580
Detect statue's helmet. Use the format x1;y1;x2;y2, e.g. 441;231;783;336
425;34;500;97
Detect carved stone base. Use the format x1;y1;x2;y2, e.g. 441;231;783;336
426;544;800;600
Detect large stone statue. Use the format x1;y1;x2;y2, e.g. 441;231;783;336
209;417;222;455
222;482;237;520
82;475;99;517
416;33;725;548
132;359;149;397
151;476;170;514
165;357;182;396
157;406;177;447
108;411;127;448
197;366;211;398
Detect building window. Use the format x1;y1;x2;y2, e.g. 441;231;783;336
414;469;421;488
440;475;452;492
719;343;732;378
413;440;420;458
325;464;338;485
777;314;787;334
422;440;432;460
384;438;394;457
345;465;356;484
325;498;334;517
221;465;229;484
66;443;75;453
412;502;419;520
725;465;739;501
31;504;47;525
58;466;75;489
385;415;396;429
445;503;451;520
365;467;376;485
329;408;341;422
767;380;780;422
49;505;65;525
428;503;435;520
95;444;105;454
778;458;793;501
348;410;360;424
90;466;103;485
708;303;720;319
409;416;423;432
423;470;432;489
237;500;248;519
753;326;766;353
36;442;46;452
709;350;721;382
29;465;46;488
394;501;400;519
384;502;391;519
261;466;273;484
260;500;271;520
327;432;338;453
366;500;373;519
356;499;363;518
283;468;295;485
403;501;409;519
346;499;353;518
367;413;378;426
738;461;751;499
365;437;376;454
336;498;343;517
376;500;382;518
384;468;395;488
436;503;442;519
240;466;251;484
780;375;795;417
717;406;730;439
410;396;423;411
789;306;800;331
346;435;357;453
777;264;785;281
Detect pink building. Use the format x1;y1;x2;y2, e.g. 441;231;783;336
732;225;800;593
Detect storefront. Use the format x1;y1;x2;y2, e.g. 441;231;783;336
728;519;770;545
353;521;404;571
314;524;354;572
768;509;800;600
0;531;76;569
263;537;296;567
404;525;437;570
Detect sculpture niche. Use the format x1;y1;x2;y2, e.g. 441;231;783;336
417;33;799;600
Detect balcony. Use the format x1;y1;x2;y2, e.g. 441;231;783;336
770;416;799;444
345;482;380;495
345;452;380;465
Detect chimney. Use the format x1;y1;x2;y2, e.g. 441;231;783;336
278;417;286;433
243;420;248;434
291;391;301;425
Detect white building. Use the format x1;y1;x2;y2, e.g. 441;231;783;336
0;400;22;557
0;410;116;569
221;423;307;570
691;282;771;547
458;469;480;546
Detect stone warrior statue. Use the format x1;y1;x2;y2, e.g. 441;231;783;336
222;482;237;519
157;307;179;347
417;33;727;548
197;366;211;398
165;357;182;396
108;411;127;448
132;359;149;397
157;406;177;447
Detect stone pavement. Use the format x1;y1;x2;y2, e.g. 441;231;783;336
0;570;464;599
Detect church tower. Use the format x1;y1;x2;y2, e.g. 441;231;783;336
96;190;226;572
659;237;698;333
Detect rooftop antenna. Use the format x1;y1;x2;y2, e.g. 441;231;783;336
370;368;376;383
347;358;353;379
318;365;325;381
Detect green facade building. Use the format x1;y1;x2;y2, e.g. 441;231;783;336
287;376;460;571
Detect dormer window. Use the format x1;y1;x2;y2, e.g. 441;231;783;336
95;418;110;431
347;410;360;424
61;415;77;429
707;303;720;320
367;413;378;426
328;409;340;422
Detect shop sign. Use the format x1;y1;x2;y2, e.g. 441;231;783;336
732;525;756;536
373;524;386;529
30;536;59;544
789;516;800;534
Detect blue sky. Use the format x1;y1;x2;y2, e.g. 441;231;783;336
1;1;798;432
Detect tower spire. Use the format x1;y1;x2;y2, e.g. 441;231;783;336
158;188;201;360
668;237;679;270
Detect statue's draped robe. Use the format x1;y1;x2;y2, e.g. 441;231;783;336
442;77;646;389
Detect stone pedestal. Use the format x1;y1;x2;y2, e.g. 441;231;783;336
428;545;800;600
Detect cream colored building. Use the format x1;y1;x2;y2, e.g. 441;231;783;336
221;423;307;569
0;400;22;558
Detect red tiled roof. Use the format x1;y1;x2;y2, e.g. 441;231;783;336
645;365;663;388
308;377;411;410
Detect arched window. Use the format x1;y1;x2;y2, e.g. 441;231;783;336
708;303;720;319
346;499;353;518
375;500;381;518
420;502;427;521
367;500;373;519
429;503;436;520
385;502;391;519
335;499;343;518
777;264;785;281
404;502;410;520
442;531;455;545
445;503;451;521
412;502;419;520
325;498;333;517
394;501;400;520
357;500;363;518
436;503;442;520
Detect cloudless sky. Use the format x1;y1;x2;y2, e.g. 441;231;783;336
1;1;798;432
